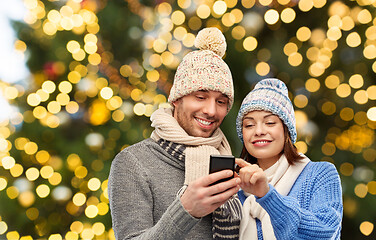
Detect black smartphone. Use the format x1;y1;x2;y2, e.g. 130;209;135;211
209;155;235;185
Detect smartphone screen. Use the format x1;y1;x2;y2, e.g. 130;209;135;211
209;155;235;185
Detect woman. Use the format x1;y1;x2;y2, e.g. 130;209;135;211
235;78;343;239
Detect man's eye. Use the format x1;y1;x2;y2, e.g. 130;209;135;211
196;96;205;100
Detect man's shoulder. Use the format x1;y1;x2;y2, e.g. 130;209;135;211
117;138;157;156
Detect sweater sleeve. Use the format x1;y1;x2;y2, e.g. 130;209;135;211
108;150;200;240
256;162;343;240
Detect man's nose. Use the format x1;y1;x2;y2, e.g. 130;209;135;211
202;99;216;116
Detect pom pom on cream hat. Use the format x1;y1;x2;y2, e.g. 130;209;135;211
168;27;234;111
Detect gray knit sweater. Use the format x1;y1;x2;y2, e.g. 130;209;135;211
108;138;213;239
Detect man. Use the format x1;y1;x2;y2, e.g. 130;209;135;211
108;27;241;240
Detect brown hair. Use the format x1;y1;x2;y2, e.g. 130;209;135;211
240;124;304;165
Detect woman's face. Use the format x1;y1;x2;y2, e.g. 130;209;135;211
242;110;285;169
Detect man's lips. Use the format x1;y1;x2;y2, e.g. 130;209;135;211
195;117;214;128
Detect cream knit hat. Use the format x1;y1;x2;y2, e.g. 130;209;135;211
168;27;234;111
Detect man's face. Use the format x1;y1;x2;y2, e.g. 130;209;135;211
173;90;229;138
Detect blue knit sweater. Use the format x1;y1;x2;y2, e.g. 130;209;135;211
238;161;343;239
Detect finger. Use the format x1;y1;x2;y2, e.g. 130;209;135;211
209;177;240;195
210;184;240;205
249;171;264;185
235;158;251;168
205;170;234;186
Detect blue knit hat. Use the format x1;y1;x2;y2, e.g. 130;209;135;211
236;78;297;143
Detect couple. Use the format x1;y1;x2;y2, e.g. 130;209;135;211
108;28;343;240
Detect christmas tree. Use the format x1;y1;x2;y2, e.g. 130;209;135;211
0;0;375;239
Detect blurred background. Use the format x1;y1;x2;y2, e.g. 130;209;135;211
0;0;375;239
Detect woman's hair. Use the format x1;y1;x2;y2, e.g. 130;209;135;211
240;124;304;165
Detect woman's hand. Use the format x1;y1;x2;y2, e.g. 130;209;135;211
235;158;269;198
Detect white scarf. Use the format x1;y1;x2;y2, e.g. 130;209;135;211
239;154;310;240
150;107;232;184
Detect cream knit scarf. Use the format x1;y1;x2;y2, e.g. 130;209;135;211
150;107;232;184
239;154;310;240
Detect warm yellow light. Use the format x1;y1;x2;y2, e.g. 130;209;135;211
360;221;374;236
321;101;336;115
243;36;257;51
365;26;376;40
367;85;376;100
294;94;308;108
40;166;54;179
24;142;38;155
358;9;372;24
354;90;368;105
84;42;97;54
299;0;314;12
85;205;99;218
354;183;368;198
182;33;195;47
157;2;172;16
349;74;363;89
88;178;101;191
43;21;57;36
322;142;336;156
341;16;354;31
327;27;342;41
1;156;15;170
288;52;303;67
346;32;361;47
134;103;146;116
363;45;376;59
367;107;376;121
48;172;62;185
231;26;246;40
26;167;40;181
100;87;113;100
75;166;88;178
255;62;270;76
67;40;81;54
325;75;340;89
0;177;8;191
36;184;50;198
171;10;185;25
66;101;79;114
92;222;105;236
339;162;353;176
336;83;351;98
42;80;56;93
47;101;61;114
27;93;41;106
213;1;227;16
296;27;311;42
196;4;211;19
72;49;86;61
73;192;86;206
264;9;279;25
340;107;354;121
241;0;255;8
281;8;295;23
305;78;320;92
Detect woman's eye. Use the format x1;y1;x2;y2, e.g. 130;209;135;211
266;122;276;125
196;96;205;100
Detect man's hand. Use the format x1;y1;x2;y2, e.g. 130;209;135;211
180;170;240;218
235;158;269;198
